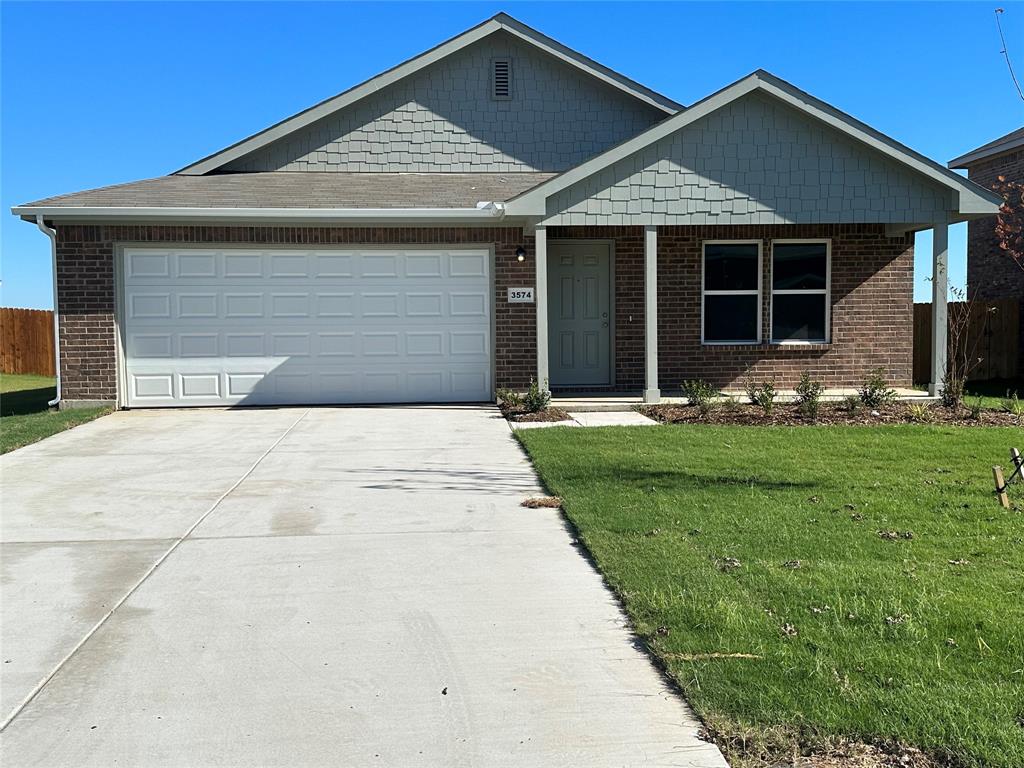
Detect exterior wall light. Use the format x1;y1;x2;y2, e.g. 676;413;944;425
515;246;526;262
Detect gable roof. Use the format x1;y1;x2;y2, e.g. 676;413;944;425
505;70;1003;220
175;12;683;176
948;126;1024;169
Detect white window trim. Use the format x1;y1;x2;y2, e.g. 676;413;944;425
701;239;763;345
769;238;831;345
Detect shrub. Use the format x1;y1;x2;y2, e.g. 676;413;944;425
681;379;718;415
907;403;933;423
858;368;897;408
523;378;551;413
720;395;740;413
746;380;777;415
743;376;760;405
968;394;984;421
496;387;523;408
940;368;967;410
795;371;824;420
842;394;862;416
1002;391;1024;424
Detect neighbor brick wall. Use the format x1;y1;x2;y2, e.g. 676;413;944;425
53;225;539;403
965;150;1024;375
53;222;913;405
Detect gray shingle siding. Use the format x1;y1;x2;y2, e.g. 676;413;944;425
542;93;954;225
223;31;665;174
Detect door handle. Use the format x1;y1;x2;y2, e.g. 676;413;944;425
602;321;609;328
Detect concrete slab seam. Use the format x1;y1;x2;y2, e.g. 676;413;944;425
0;408;311;732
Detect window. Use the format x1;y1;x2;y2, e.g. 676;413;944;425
771;240;830;343
702;241;761;344
491;58;512;100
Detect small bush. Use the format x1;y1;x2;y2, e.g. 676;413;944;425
858;368;897;408
720;395;740;413
523;378;551;413
743;376;760;405
940;369;966;410
747;380;777;415
968;394;984;421
795;371;824;420
682;379;718;415
842;394;862;416
496;387;523;408
1002;391;1024;424
907;403;933;423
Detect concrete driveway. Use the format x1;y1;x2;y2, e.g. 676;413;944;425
1;406;727;767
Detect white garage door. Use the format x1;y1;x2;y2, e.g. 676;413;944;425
121;247;492;407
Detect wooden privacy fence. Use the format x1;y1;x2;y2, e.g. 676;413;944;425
1;308;55;376
913;298;1021;383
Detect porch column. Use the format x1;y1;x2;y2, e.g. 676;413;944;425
535;226;549;390
644;225;660;403
929;216;949;397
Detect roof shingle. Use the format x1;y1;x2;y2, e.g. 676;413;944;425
20;172;556;210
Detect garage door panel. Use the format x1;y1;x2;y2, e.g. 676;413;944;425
123;248;492;407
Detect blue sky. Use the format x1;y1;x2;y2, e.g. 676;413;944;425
2;1;1022;309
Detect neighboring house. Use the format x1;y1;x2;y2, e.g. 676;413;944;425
13;13;1001;409
949;128;1024;376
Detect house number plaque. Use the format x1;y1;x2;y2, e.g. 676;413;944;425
507;287;535;303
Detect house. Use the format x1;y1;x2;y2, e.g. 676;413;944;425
949;128;1024;376
13;13;1001;409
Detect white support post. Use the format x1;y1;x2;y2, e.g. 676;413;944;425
535;226;549;391
929;217;949;397
643;225;660;403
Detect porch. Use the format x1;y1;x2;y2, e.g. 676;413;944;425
532;222;952;403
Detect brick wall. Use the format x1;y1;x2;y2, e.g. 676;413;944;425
965;149;1024;374
655;224;914;389
53;222;912;405
53;225;538;403
549;224;913;390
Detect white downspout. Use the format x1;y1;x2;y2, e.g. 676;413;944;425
35;216;60;408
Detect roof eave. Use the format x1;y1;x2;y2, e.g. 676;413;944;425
948;134;1024;169
12;204;510;225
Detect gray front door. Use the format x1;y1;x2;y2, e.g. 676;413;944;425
548;242;611;387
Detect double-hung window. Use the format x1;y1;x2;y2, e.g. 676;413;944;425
702;241;761;344
770;240;830;343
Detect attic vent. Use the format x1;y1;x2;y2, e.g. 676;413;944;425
491;58;512;100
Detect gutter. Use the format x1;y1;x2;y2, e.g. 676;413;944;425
35;216;60;408
12;203;507;223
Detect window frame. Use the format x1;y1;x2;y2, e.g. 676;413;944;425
700;239;763;345
769;238;832;345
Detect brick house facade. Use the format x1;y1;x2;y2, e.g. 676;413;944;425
54;222;912;403
16;14;998;408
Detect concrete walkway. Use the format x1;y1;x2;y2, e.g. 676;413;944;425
510;410;659;429
0;406;726;767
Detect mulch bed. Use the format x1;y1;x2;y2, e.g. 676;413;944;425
500;404;573;423
643;402;1023;427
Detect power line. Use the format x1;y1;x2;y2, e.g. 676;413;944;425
995;8;1024;102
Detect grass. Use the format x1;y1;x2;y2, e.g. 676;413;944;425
517;424;1024;767
1;373;111;454
965;378;1024;411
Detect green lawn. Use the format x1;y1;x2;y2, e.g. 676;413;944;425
1;373;111;454
517;424;1024;767
965;378;1024;411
